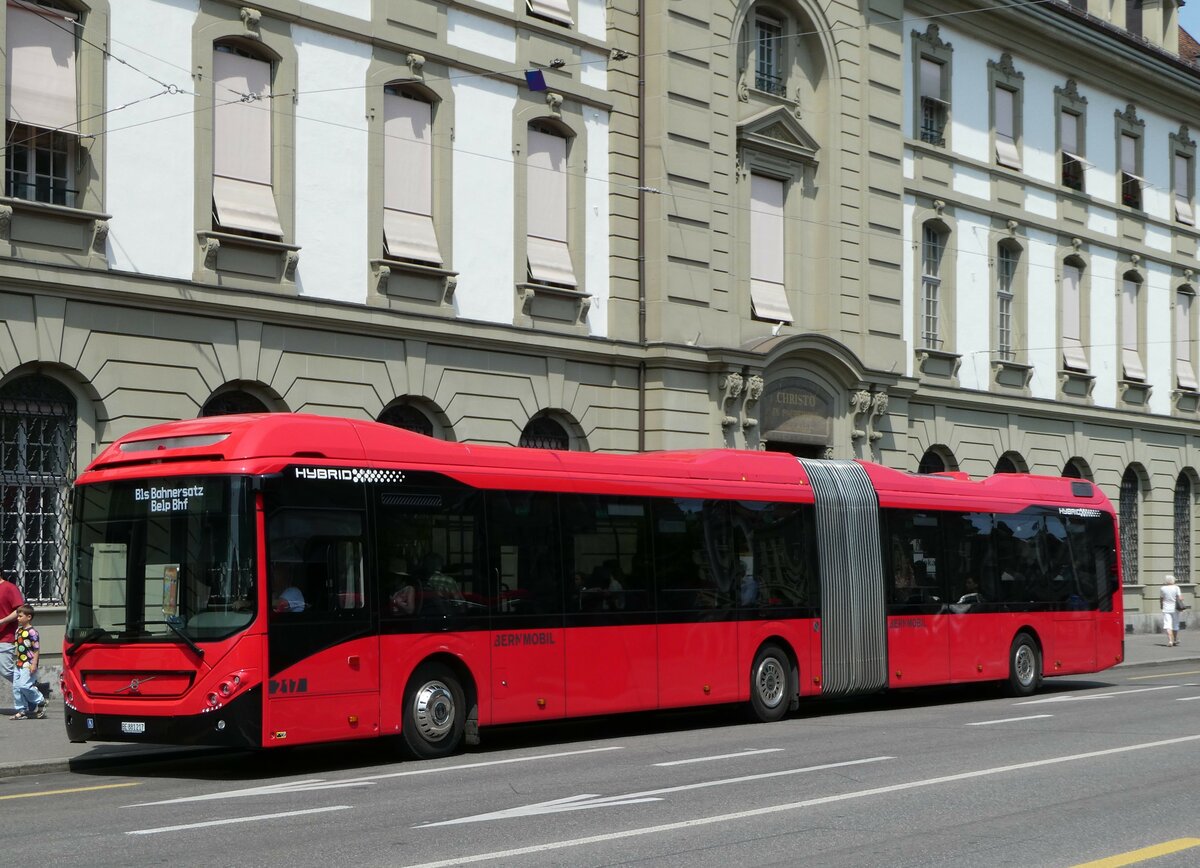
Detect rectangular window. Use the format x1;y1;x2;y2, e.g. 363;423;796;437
994;86;1020;170
749;173;792;323
1060;111;1084;192
1120;133;1142;210
1061;263;1088;372
383;91;442;265
526;0;572;27
1177;291;1198;391
526;128;576;287
1121;278;1144;381
211;47;282;238
755;15;784;96
1175;154;1194;225
997;246;1016;360
919;59;947;147
921;225;943;348
5;2;78;205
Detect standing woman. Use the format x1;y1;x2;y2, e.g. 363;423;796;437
1161;574;1183;647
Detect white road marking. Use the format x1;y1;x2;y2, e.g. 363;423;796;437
404;734;1200;867
1176;695;1200;702
127;806;351;836
966;714;1053;726
418;756;892;827
1016;685;1176;705
129;746;624;807
654;748;784;767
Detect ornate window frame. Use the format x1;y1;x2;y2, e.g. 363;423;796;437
912;24;952;149
988;53;1023;171
1055;79;1087;193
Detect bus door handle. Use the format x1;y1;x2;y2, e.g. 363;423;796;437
347;655;361;670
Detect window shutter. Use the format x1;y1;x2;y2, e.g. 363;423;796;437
6;2;78;133
1061;264;1089;372
212;49;282;237
749;174;792;323
1121;279;1144;381
1176;154;1194;225
1177;292;1198;390
920;59;943;101
994;87;1020;170
527;0;572;26
383;92;441;264
1060;111;1079;156
526;129;576;286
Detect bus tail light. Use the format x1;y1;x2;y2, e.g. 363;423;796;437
219;682;233;697
207;692;220;707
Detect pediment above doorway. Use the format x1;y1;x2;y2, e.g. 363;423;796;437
736;106;819;163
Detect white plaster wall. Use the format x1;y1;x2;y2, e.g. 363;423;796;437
1145;224;1173;253
955;210;991;390
1024;187;1056;220
1020;67;1056;186
452;77;517;323
292;27;371;303
578;0;606;41
303;0;369;19
473;0;512;9
585;108;610;337
447;10;517;63
1025;229;1058;400
953;165;990;201
1141;114;1174;224
105;0;198;279
1090;249;1119;407
946;31;988;165
580;49;607;90
1145;261;1172;415
903;148;914;180
1083;92;1119;207
1087;205;1117;237
902;199;915;378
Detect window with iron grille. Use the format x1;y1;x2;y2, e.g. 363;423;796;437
1175;474;1192;583
379;404;434;438
5;124;75;206
921;224;944;349
201;390;268;416
917;449;946;474
519;416;570;450
754;14;785;96
997;245;1016;360
1119;467;1139;585
0;375;76;605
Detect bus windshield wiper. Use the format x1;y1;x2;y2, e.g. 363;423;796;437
148;619;205;659
66;627;110;657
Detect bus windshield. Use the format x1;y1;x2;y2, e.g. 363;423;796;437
67;476;256;644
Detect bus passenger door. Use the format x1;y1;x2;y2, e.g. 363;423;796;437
883;509;949;687
263;492;379;747
485;492;565;725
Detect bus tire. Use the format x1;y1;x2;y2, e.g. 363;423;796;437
749;643;792;723
401;661;466;760
1007;633;1042;697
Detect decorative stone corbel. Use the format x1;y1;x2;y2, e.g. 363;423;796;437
91;219;109;255
741;375;763;428
720;372;744;428
933;199;946;217
406;53;425;79
1006;219;1018;236
737;73;749;103
240;7;262;39
442;274;457;305
376;263;392;293
0;205;12;241
577;296;592;324
869;391;889;441
545;92;564;115
1071;236;1083;252
520;286;536;316
850;389;871;440
203;236;221;270
284;250;299;281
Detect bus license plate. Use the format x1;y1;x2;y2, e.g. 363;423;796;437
121;721;146;734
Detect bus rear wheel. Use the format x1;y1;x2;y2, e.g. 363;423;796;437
1007;634;1042;697
749;643;792;723
401;661;466;760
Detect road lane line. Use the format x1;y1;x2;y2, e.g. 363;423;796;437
966;714;1053;726
1175;696;1200;701
1126;669;1200;681
129;746;624;807
126;805;351;836
654;748;784;767
1072;837;1200;867
0;782;139;801
404;734;1200;867
1016;686;1176;705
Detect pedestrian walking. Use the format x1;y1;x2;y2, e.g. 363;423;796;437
1160;573;1184;647
0;571;25;693
10;604;45;720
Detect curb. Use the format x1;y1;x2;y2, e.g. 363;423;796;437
0;746;226;780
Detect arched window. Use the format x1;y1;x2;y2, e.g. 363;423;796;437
917;448;946;474
1119;466;1140;585
520;415;570;450
1063;460;1084;479
1176;473;1192;583
0;374;76;604
379;403;434;438
201;390;268;417
996;242;1019;360
994;454;1022;474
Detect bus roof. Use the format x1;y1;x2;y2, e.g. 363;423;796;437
81;413;1113;512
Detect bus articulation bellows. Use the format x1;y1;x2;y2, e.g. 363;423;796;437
61;413;1124;758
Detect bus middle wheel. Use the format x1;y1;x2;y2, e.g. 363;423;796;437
401;661;466;760
749;643;792;723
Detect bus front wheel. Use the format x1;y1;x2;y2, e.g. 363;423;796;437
1007;634;1042;697
749;643;792;723
401;661;466;760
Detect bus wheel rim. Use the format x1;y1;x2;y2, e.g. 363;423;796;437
413;680;455;741
1014;645;1034;685
756;657;786;708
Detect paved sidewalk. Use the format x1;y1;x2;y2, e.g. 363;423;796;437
1;630;1196;779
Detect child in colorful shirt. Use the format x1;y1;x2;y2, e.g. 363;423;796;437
11;604;44;720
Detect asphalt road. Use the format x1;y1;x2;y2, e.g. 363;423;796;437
7;662;1200;868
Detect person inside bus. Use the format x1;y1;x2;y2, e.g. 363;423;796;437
270;563;306;613
950;576;985;614
421;553;462;602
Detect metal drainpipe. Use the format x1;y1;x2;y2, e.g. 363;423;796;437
636;1;647;453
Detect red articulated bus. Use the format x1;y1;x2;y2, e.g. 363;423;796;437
61;413;1124;758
